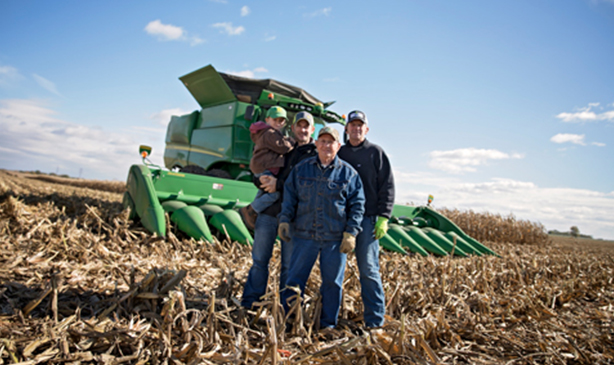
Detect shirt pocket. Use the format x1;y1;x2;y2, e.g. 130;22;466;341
325;180;348;232
296;176;316;219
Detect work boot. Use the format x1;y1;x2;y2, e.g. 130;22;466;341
239;205;257;231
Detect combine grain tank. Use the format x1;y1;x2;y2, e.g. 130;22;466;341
163;64;344;181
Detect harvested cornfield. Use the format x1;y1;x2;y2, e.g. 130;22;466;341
439;208;550;246
1;169;612;364
16;171;127;194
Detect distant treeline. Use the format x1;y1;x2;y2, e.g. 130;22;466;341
548;230;593;239
19;170;126;194
23;170;71;178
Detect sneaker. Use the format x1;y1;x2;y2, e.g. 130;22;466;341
239;205;257;231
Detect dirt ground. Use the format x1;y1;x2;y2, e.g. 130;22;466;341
549;234;614;255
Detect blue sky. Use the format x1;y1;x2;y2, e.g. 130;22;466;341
1;0;613;239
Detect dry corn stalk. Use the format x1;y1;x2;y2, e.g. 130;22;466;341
0;170;613;364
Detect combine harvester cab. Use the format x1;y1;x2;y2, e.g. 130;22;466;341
124;64;497;256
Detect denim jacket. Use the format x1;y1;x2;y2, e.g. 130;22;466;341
279;155;365;241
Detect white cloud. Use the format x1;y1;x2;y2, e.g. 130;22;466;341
264;34;276;42
212;22;245;36
556;103;614;123
0;65;18;76
0;65;21;86
241;6;250;16
550;133;585;145
393;170;614;240
149;108;193;126
0;99;164;181
550;133;605;147
32;74;61;96
144;20;184;40
225;67;268;78
144;20;204;46
305;7;332;17
190;36;205;46
428;147;524;173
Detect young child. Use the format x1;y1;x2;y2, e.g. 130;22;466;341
240;106;294;230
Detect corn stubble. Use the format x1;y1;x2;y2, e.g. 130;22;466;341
0;170;612;364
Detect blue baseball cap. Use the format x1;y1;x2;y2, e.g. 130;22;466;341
347;110;368;125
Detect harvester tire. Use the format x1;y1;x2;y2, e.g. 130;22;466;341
206;169;232;179
122;192;138;221
180;165;207;176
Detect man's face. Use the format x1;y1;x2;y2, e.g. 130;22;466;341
292;119;315;144
346;120;369;144
266;117;287;131
315;133;340;162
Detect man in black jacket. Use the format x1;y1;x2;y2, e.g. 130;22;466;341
338;110;395;329
241;111;317;309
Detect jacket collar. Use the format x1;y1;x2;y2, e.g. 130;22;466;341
311;154;341;168
296;138;315;149
346;138;368;148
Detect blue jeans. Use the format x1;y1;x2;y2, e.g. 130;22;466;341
281;236;347;328
241;213;293;308
251;189;280;214
355;216;386;327
251;171;280;213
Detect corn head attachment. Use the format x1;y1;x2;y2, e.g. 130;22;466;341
124;150;497;256
124;149;256;245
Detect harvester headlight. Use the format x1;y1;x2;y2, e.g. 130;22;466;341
139;145;152;158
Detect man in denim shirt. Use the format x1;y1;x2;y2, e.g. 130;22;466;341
278;126;365;329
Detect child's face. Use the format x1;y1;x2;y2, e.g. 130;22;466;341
266;117;287;131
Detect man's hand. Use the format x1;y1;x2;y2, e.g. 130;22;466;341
374;216;389;240
340;232;356;254
278;222;291;242
260;175;278;193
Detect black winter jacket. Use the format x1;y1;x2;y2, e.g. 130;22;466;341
338;139;395;218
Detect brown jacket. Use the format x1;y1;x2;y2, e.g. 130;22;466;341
249;121;294;175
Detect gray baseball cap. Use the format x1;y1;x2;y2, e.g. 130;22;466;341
293;111;314;126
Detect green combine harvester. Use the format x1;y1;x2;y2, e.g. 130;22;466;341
123;65;497;257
